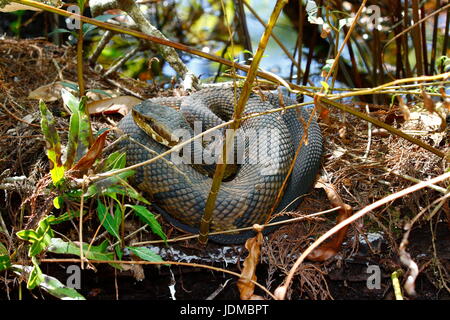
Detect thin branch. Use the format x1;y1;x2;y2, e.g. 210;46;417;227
275;171;450;300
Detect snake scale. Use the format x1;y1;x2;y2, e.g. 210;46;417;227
117;88;323;244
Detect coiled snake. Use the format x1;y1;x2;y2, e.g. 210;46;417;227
117;88;323;244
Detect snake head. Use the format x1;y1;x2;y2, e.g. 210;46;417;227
132;102;192;147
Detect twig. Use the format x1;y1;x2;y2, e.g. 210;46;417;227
206;279;231;300
104;45;140;77
362;104;372;160
115;0;197;86
79;177;86;269
243;1;301;71
38;258;277;299
132;207;339;246
104;78;145;99
382;3;450;76
399;192;450;296
88;30;115;64
323;0;367;83
199;0;289;244
275;171;450;300
0;210;10;238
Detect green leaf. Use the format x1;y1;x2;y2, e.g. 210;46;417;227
106;180;150;204
103;151;127;171
61;88;80;114
114;204;123;234
84;170;133;196
0;255;11;271
321;59;335;74
84;171;149;205
77;97;93;156
53;196;62;209
65;105;80;169
51;209;80;224
61;90;92;166
97;199;121;240
36;273;86;300
39;100;65;184
114;244;123;260
27;257;44;289
87;88;113;98
82;14;120;36
47;238;116;265
127;246;165;264
60;81;79;92
16;230;40;242
11;263;85;300
126;205;166;241
320;81;330;94
47;28;73;37
16;215;56;257
77;0;87;10
0;243;11;271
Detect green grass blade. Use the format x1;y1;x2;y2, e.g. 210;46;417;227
126;205;166;241
127;246;166;264
97;199;121;240
47;238;116;262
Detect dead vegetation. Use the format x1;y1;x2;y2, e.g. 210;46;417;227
0;37;448;300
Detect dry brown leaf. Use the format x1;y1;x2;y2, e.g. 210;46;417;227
314;95;330;124
87;96;142;116
28;82;74;102
237;225;264;300
421;88;436;114
308;179;353;262
397;96;410;121
29;82;119;105
338;126;346;139
321;23;331;38
439;88;450;111
120;264;145;282
70;130;109;176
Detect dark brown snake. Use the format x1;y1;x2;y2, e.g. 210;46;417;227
117;88;322;244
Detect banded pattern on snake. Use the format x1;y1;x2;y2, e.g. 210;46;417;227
117;88;323;244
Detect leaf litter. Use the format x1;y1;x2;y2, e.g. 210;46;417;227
0;38;449;300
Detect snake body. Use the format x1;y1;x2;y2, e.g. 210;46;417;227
118;88;323;244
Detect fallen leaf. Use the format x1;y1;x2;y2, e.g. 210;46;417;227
29;82;74;102
421;88;436;114
397;96;410;121
237;224;264;300
308;179;353;262
120;264;145;282
87;96;142;116
439;88;450;111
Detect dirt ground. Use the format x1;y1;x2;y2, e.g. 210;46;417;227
0;38;449;300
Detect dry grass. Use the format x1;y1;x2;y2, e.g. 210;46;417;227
0;37;449;299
